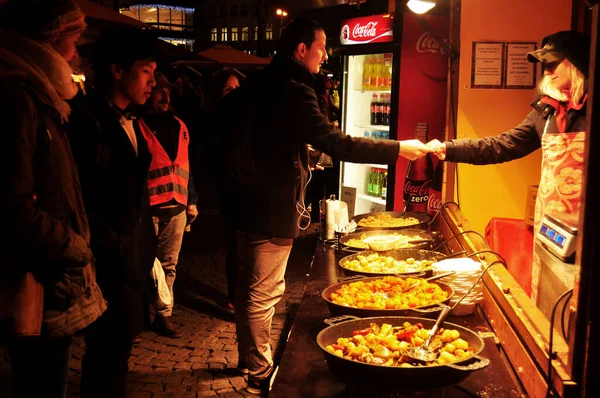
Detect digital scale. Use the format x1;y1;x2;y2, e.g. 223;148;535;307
533;214;578;330
535;214;578;263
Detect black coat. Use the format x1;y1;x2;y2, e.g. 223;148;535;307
68;92;156;338
445;97;587;164
217;55;400;238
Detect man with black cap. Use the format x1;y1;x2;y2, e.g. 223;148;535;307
426;30;589;299
67;29;160;398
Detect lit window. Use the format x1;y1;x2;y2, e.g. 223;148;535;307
241;27;249;41
231;27;239;41
254;26;258;41
265;26;273;40
221;27;228;41
211;28;218;41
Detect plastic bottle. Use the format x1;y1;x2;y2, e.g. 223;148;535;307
373;168;381;198
370;94;379;125
383;94;391;126
403;123;434;213
383;54;392;90
367;167;374;196
381;170;388;200
362;56;373;91
374;55;385;90
427;161;444;217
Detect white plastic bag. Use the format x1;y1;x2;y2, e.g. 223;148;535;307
152;257;172;309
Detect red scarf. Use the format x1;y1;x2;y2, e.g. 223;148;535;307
540;93;587;133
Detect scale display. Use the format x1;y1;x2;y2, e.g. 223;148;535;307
536;215;577;263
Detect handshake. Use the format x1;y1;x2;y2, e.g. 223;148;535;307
399;139;447;161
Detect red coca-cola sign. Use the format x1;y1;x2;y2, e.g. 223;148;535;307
340;14;393;45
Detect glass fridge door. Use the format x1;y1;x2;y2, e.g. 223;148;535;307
340;52;393;217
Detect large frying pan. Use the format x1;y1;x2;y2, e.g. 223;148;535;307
337;228;434;253
338;248;450;277
316;315;489;391
322;275;455;318
353;211;431;231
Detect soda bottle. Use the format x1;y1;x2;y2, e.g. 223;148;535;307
363;56;373;91
370;94;379;125
374;55;385;90
373;169;382;197
427;161;444;217
383;54;392;90
367;167;374;196
381;170;388;200
403;123;434;213
383;94;391;126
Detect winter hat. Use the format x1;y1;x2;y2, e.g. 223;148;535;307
527;30;590;77
0;0;86;43
153;72;170;91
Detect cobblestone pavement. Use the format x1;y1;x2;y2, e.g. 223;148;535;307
0;170;319;397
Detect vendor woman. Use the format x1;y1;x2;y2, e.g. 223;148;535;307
426;30;589;301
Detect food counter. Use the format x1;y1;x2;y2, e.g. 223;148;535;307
270;203;557;397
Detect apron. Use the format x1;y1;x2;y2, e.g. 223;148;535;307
530;114;585;303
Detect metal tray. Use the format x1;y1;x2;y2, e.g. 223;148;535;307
353;211;431;231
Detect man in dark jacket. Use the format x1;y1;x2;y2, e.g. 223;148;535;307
216;18;431;395
68;30;159;398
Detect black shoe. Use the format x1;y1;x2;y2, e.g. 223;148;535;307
237;360;249;375
152;315;183;338
246;366;278;395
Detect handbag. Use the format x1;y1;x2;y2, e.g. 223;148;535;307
0;271;44;337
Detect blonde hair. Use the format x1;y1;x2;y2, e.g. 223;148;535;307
537;59;586;104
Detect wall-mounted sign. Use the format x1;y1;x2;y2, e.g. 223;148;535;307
340;14;394;45
471;42;504;88
470;41;538;89
505;42;537;89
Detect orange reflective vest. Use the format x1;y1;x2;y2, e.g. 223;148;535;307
139;116;190;207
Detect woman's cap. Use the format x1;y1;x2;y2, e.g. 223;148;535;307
527;30;590;77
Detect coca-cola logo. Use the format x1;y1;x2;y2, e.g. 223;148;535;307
353;22;379;38
341;25;349;41
428;193;443;212
416;32;447;55
403;180;432;197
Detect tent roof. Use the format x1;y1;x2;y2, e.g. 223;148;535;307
198;44;270;68
75;0;148;28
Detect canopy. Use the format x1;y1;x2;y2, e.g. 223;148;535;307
198;44;270;69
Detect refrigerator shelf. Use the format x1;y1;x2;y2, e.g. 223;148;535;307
354;89;392;94
366;164;388;169
357;193;387;205
358;125;390;131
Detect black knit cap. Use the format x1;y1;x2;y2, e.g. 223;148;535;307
527;30;590;77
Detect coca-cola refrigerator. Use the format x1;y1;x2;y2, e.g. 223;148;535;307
338;11;449;217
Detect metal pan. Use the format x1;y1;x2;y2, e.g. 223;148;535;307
316;315;489;390
353;211;431;231
338;229;434;253
322;274;455;318
338;248;450;277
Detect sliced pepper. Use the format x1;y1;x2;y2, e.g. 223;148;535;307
352;327;371;336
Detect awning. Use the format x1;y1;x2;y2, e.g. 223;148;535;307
74;0;148;28
198;44;270;69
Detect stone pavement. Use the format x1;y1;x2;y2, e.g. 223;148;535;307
0;169;319;398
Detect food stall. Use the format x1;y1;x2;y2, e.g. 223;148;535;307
268;0;598;395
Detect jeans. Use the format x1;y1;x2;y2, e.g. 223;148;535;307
152;210;187;317
235;230;293;382
80;317;134;398
8;336;72;398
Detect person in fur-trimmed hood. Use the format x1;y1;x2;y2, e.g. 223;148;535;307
0;0;107;397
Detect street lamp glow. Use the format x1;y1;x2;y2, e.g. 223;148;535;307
276;8;288;17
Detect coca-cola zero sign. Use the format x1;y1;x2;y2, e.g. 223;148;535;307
340;15;393;45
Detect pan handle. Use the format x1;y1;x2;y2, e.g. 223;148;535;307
444;355;490;371
323;315;360;326
409;303;447;314
338;275;367;283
